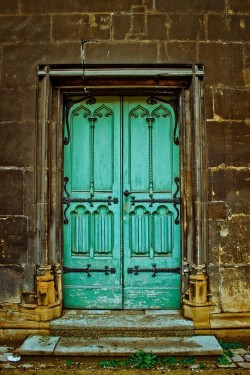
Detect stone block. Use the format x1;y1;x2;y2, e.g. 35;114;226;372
207;120;250;167
155;0;225;12
208;202;228;220
238;363;250;369
208;221;220;264
218;364;237;368
0;0;19;14
207;265;221;311
23;170;35;220
21;87;36;123
231;348;247;355
243;45;250;88
211;328;250;341
18;335;60;355
0;347;13;354
211;312;250;329
20;0;142;14
2;43;81;87
183;304;211;326
0;266;23;303
214;88;250;120
19;336;222;357
231;355;244;362
22;264;36;295
218;215;250;264
0;89;23;122
147;14;168;40
169;14;205;41
143;0;154;10
208;15;250;42
113;14;131;40
230;121;250;166
199;43;244;86
0;216;28;265
244;354;250;361
52;335;223;356
0;16;50;44
228;0;250;13
84;42;158;64
158;41;197;63
0;170;23;215
52;14;110;41
0;353;8;362
244;43;250;67
130;12;146;36
220;266;250;312
0;122;35;167
211;168;250;214
207;122;227;167
204;87;214;120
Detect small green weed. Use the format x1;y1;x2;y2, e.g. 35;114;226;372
98;359;125;368
223;349;233;358
98;352;213;370
65;359;74;367
217;355;231;366
99;351;157;370
182;356;195;366
127;350;157;369
219;341;245;350
161;356;179;368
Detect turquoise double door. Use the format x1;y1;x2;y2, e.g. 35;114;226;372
63;96;181;309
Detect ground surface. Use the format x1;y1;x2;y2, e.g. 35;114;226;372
1;338;250;374
1;355;250;374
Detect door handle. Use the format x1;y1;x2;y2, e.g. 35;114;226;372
123;190;132;197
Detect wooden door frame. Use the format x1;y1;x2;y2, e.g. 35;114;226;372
36;64;208;311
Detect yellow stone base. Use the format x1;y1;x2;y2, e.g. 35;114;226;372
183;299;211;329
0;301;62;343
20;301;63;322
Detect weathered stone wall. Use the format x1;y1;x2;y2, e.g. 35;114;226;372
0;0;249;313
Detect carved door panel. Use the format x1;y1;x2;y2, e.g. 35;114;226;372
123;97;180;309
63;96;180;309
63;96;122;308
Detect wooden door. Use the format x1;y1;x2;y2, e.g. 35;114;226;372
63;96;180;309
63;96;122;308
123;97;181;309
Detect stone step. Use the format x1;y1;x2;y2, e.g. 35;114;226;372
50;310;194;337
18;335;223;356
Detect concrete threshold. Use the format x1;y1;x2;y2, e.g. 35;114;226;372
18;335;223;356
